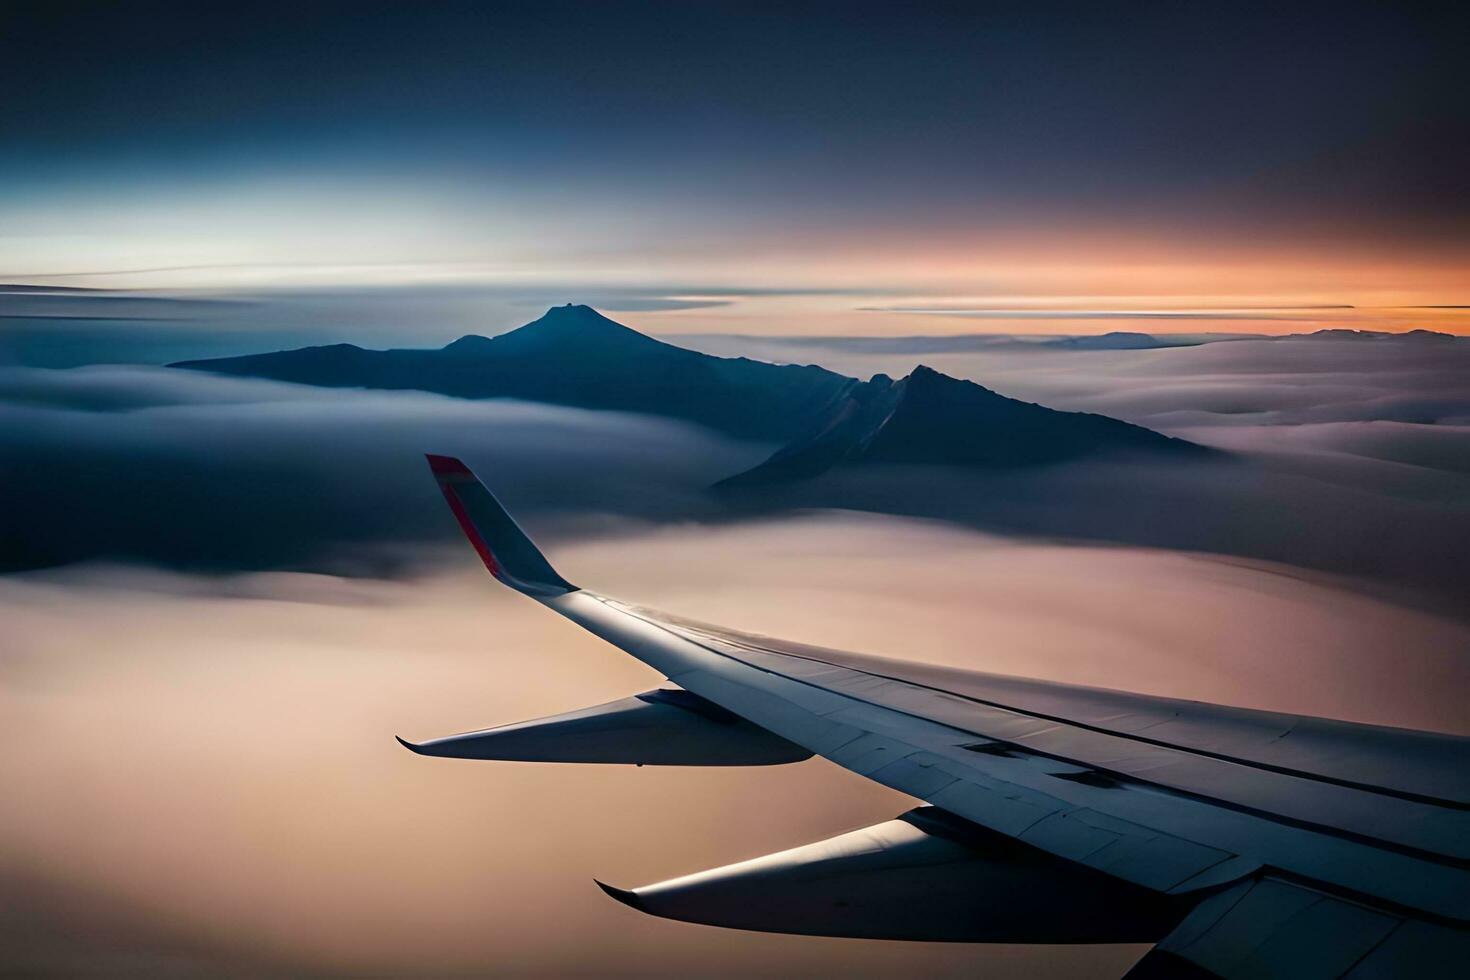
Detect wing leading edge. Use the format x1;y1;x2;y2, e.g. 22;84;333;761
405;456;1470;977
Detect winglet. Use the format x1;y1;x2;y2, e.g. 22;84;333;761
594;879;647;912
425;454;576;596
426;453;473;476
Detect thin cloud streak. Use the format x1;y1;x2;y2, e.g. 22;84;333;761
862;306;1355;320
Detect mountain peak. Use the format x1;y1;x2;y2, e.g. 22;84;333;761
538;302;602;321
1400;328;1457;343
443;333;493;351
534;303;627;329
440;304;667;356
718;362;1202;487
899;363;999;398
490;303;667;353
903;364;975;386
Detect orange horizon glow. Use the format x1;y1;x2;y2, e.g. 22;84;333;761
6;226;1467;337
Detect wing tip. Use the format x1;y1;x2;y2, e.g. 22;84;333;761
425;453;472;476
594;879;647;913
395;735;428;755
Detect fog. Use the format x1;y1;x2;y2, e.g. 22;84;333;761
689;333;1470;608
3;346;1466;610
5;515;1466;976
2;320;1467;976
0;365;770;573
676;333;1470;436
722;456;1469;614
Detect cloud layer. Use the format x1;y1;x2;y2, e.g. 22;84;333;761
685;335;1470;608
4;519;1465;975
2;331;1467;973
0;365;768;574
3;331;1467;613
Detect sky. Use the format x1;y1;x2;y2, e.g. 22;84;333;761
2;5;1469;975
1;1;1467;335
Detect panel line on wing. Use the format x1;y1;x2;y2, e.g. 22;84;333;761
684;624;1469;812
597;595;1470;871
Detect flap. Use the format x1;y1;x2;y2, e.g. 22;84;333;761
1127;876;1469;979
598;806;1185;943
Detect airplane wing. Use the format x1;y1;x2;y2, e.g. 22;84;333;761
405;454;1470;977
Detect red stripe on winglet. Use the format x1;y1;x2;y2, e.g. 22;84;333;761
439;484;501;577
426;454;472;476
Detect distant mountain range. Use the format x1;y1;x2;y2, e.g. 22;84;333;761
1038;331;1209;350
171;304;1206;481
1296;328;1460;343
668;326;1464;357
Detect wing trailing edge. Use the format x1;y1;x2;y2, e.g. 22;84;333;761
1126;875;1470;979
597;805;1185;943
397;688;812;766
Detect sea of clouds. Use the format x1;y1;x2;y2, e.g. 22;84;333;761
2;303;1467;976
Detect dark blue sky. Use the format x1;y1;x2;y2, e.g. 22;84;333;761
1;1;1466;306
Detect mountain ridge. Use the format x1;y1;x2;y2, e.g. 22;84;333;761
717;363;1205;487
171;304;1205;474
170;304;851;441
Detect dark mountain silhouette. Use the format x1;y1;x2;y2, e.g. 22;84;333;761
717;365;1206;487
172;305;1204;475
1040;331;1200;350
1297;328;1459;343
170;304;850;440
